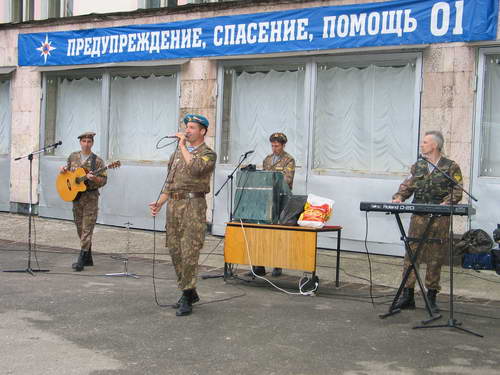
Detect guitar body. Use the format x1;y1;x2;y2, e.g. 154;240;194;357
56;168;88;202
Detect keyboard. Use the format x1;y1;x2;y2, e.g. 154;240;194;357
359;201;475;216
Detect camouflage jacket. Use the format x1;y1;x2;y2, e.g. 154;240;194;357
162;143;217;194
66;151;107;191
263;151;296;189
393;157;463;205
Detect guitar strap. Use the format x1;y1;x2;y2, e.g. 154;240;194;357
91;153;97;173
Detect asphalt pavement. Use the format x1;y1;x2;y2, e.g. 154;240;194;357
1;212;500;375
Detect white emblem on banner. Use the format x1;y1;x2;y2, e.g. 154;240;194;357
36;35;56;63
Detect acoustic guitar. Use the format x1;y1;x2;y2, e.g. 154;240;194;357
56;161;121;202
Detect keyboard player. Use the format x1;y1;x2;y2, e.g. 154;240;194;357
391;130;463;314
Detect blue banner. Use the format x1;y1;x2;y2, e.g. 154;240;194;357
18;0;498;66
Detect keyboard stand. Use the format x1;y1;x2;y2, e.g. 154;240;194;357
379;213;442;324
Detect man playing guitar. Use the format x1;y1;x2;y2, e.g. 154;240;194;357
59;132;107;271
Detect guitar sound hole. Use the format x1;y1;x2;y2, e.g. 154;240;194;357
66;179;72;191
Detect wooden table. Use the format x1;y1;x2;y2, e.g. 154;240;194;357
223;222;343;287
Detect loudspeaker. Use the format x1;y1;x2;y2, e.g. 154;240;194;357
233;170;290;224
278;195;307;226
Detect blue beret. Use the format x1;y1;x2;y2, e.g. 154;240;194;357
183;114;209;128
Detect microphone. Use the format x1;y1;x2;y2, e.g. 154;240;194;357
46;141;62;149
164;135;179;139
243;150;255;157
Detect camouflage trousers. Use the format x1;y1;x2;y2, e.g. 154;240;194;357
166;197;207;291
72;190;99;251
402;214;450;291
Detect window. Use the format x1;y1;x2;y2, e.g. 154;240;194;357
10;0;35;22
44;72;102;156
65;0;73;16
479;55;500;177
144;0;175;8
44;67;179;162
220;63;306;166
146;0;162;7
48;0;61;18
0;79;10;155
10;0;22;22
109;71;178;161
313;59;417;174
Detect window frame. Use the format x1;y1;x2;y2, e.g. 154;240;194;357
0;76;12;156
473;47;500;184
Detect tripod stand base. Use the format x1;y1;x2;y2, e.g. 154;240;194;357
379;308;402;319
202;262;233;280
201;274;224;279
413;318;483;337
105;272;139;279
3;268;50;275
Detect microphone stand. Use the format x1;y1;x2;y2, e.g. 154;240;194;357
413;156;482;337
3;142;62;275
202;152;252;280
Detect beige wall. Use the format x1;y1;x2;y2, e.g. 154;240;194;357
0;0;496;206
421;44;476;190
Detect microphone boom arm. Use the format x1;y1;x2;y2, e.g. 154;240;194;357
420;155;477;202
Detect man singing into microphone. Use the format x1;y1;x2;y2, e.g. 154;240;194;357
392;130;463;313
249;132;296;277
149;114;216;316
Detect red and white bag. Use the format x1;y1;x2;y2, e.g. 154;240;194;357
297;194;334;229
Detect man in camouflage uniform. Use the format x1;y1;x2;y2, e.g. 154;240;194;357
60;132;107;272
149;114;216;317
251;132;296;277
263;132;295;190
392;130;463;313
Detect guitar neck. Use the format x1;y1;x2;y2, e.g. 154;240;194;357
75;165;109;184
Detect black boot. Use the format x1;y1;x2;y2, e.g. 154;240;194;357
72;250;86;272
83;246;94;266
394;288;415;310
245;266;266;277
271;268;282;277
427;289;440;314
172;289;200;309
176;289;195;316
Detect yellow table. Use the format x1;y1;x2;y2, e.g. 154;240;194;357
223;222;343;286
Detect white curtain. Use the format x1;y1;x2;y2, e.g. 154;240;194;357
0;80;10;154
227;70;306;165
54;77;102;156
109;75;177;161
480;57;500;177
314;64;416;173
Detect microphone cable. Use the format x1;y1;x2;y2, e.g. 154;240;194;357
363;211;376;307
151;142;179;308
156;136;179;150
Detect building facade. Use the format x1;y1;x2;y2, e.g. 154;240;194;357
1;0;499;255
